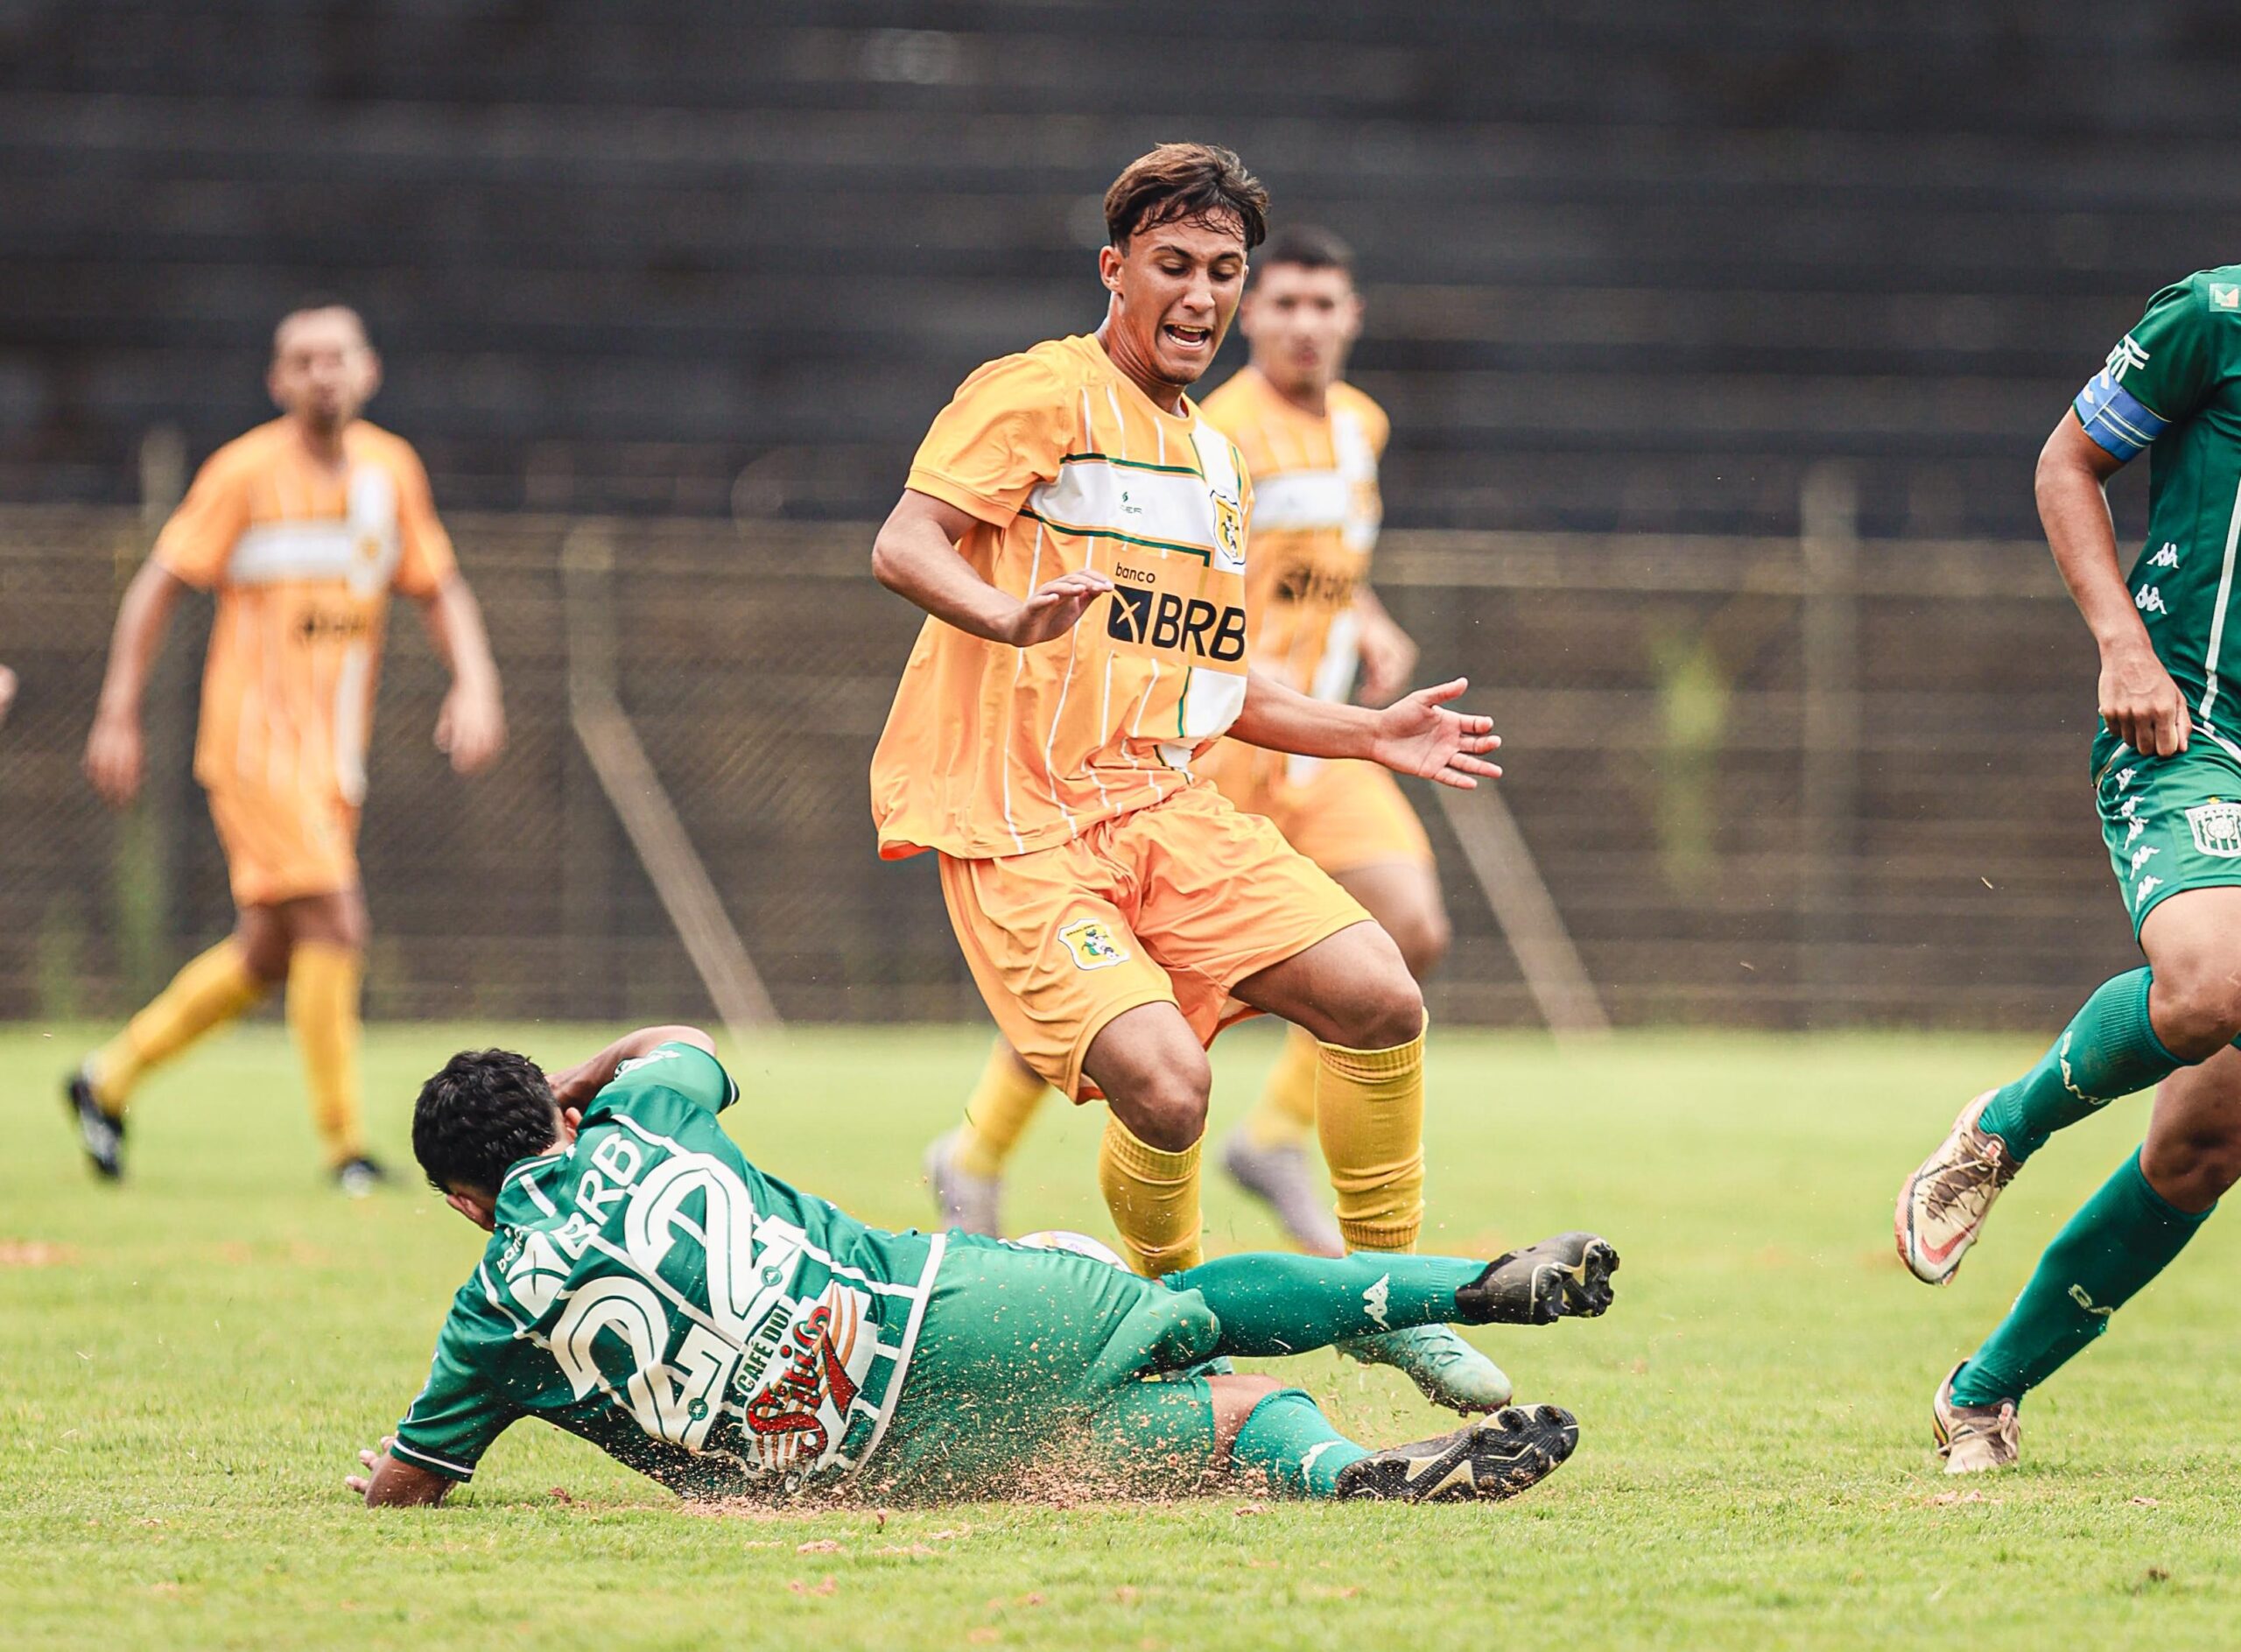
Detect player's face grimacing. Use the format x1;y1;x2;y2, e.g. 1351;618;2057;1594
1098;214;1248;399
268;307;381;435
1240;263;1362;401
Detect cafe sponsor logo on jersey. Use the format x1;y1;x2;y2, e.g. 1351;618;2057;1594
1057;917;1130;972
2188;800;2241;859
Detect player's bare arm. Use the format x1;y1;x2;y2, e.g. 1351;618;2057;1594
82;559;191;808
544;1023;716;1110
1231;670;1500;789
1352;585;1418;707
872;489;1113;646
2037;411;2186;757
413;573;507;774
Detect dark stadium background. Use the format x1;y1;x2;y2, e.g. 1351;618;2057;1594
4;1;2237;1030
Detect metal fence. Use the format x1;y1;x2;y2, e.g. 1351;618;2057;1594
0;483;2138;1030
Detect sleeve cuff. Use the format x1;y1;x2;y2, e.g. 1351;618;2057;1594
2074;372;2169;461
389;1436;477;1481
904;468;1019;528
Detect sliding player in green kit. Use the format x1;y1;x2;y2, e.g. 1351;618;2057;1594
347;1024;1617;1508
1897;267;2241;1473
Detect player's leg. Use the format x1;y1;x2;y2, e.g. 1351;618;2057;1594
1935;1043;2239;1472
924;1038;1050;1235
281;884;378;1188
66;790;289;1177
1897;743;2241;1283
1083;1002;1215;1275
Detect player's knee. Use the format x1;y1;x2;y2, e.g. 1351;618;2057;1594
1205;1373;1285;1445
2149;966;2241;1062
1331;967;1425;1051
2144;1120;2241;1208
235;927;292;983
1111;1048;1212;1149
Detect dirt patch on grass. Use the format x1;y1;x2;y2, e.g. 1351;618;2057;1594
0;1239;77;1268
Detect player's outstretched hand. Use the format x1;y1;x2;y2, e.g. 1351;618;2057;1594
1370;678;1502;790
435;681;507;775
2100;637;2191;757
1001;569;1113;648
83;707;145;808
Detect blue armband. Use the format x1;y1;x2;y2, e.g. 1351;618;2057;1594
2074;369;2168;461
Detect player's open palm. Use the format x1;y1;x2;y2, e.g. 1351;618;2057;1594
1004;569;1113;647
2100;641;2190;757
83;708;145;808
1371;678;1502;789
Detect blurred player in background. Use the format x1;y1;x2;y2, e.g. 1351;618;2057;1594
67;303;506;1193
1897;266;2241;1471
870;143;1520;1413
929;226;1451;1263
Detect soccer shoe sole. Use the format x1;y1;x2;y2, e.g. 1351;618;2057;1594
1458;1232;1619;1325
1894;1090;2000;1287
1335;1404;1580;1504
62;1072;123;1181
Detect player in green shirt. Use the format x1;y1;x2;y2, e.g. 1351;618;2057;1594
1896;267;2241;1472
346;1024;1617;1508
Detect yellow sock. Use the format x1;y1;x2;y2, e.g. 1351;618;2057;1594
1098;1113;1205;1276
1315;1018;1427;1254
88;939;267;1112
1243;1023;1322;1149
956;1041;1050;1178
287;942;364;1166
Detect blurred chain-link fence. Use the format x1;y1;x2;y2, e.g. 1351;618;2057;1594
0;483;2135;1031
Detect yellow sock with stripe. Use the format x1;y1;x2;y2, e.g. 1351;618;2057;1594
1314;1019;1427;1254
1243;1023;1322;1149
287;942;365;1167
956;1041;1050;1178
87;939;268;1112
1098;1113;1205;1276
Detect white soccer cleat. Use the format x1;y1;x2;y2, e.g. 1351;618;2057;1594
1933;1363;2020;1475
1896;1091;2020;1286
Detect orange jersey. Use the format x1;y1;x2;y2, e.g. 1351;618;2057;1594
153;418;457;809
871;334;1254;861
1198;367;1387;701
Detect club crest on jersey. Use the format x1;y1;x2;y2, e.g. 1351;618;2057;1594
2188;800;2241;858
1213;493;1243;561
1057;917;1129;971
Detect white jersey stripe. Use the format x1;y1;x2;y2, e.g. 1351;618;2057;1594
2199;475;2241;728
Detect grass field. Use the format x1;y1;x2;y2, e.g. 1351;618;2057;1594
6;1020;2241;1649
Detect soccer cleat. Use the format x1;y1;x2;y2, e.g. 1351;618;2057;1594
923;1129;1002;1236
63;1069;125;1181
1335;1403;1579;1503
1219;1128;1345;1256
1457;1232;1619;1325
335;1156;390;1198
1933;1362;2020;1475
1896;1091;2020;1285
1338;1324;1514;1413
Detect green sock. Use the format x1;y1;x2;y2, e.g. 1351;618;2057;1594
1950;1148;2212;1406
1229;1388;1370;1499
1976;970;2181;1162
1163;1253;1485;1357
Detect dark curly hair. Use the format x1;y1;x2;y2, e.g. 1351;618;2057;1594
1104;142;1268;252
412;1048;562;1195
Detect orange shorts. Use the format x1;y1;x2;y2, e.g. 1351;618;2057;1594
938;783;1369;1101
205;784;361;908
1198;743;1435;875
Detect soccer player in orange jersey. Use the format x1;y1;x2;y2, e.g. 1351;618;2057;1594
929;226;1457;1266
870;145;1524;1411
67;304;506;1192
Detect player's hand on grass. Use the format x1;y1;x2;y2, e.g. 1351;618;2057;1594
1354;608;1418;708
435;681;507;775
345;1437;396;1501
1001;570;1113;647
2100;637;2191;756
82;706;145;807
1370;678;1501;789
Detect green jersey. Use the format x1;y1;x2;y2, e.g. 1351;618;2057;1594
391;1044;945;1500
2075;266;2241;726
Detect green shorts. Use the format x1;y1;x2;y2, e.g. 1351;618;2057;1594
2094;729;2241;934
859;1235;1224;1502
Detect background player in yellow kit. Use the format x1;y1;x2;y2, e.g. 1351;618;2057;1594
873;144;1517;1411
928;226;1454;1262
67;303;506;1192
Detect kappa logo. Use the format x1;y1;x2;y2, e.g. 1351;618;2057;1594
1106;585;1247;663
2137;585;2168;617
1057;917;1130;972
2130;844;2160;875
2116;766;2138;792
2135;872;2165;909
1362;1271;1393;1330
2125;818;2146;849
2188;800;2241;858
2150;542;2181;569
2069;1283;2117;1318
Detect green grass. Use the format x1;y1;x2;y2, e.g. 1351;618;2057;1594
5;1021;2241;1649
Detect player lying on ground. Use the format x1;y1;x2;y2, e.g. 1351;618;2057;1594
1896;265;2241;1473
347;1025;1618;1508
869;141;1516;1415
928;222;1458;1276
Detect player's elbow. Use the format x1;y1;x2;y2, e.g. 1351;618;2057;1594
870;525;913;595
